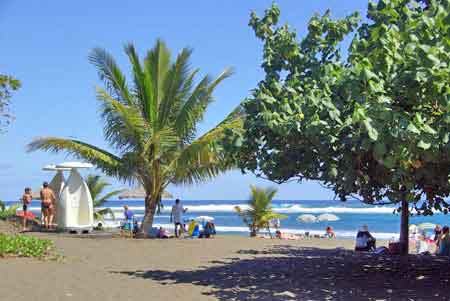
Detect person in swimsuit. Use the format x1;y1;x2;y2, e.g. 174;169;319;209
21;187;32;231
40;182;56;230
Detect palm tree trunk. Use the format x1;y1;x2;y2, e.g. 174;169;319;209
141;194;158;236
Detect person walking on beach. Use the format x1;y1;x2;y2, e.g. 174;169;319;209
40;182;56;230
21;187;32;231
171;199;187;238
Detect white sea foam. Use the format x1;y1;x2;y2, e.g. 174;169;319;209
88;204;397;214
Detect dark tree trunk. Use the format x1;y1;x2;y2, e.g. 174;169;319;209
399;198;409;255
141;194;158;236
250;225;257;237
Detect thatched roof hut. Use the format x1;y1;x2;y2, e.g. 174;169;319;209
118;187;173;200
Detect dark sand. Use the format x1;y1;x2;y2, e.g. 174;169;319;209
1;228;450;301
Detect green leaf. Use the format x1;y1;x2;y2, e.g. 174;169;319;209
382;156;396;169
422;124;437;135
417;140;431;150
406;123;421;135
363;119;378;141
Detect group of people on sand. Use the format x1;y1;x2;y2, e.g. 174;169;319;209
354;223;450;256
20;182;56;231
122;199;216;239
413;224;450;256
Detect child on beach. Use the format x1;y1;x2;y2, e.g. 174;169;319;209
325;226;335;238
21;187;32;231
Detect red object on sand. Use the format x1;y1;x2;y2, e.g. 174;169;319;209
16;211;36;219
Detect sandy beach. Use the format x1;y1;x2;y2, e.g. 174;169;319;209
1;228;450;301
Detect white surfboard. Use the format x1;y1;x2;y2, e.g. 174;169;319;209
59;168;94;231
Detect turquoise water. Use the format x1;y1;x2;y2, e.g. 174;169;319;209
7;199;450;239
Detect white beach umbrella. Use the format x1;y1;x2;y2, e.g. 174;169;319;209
297;214;317;223
195;216;214;224
317;213;340;222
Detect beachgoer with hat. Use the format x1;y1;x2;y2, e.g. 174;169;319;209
355;224;376;251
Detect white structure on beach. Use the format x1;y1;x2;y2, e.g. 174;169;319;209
45;162;95;232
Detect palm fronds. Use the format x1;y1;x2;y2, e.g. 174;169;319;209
86;174;123;221
235;185;287;237
28;39;241;231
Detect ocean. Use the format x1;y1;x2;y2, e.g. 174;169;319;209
6;199;450;239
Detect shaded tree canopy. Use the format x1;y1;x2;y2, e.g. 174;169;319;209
0;74;21;131
229;0;450;215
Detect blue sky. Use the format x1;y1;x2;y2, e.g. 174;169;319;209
0;1;368;201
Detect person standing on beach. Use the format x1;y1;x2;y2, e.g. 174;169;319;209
171;199;187;238
40;182;56;230
21;187;32;231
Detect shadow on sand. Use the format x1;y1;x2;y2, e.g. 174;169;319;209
112;245;450;300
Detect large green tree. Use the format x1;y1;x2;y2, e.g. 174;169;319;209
229;0;450;254
0;74;21;132
28;40;242;234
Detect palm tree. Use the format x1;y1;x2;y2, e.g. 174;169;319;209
235;186;287;237
86;174;123;221
28;39;242;234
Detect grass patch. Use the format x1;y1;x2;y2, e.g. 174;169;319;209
0;234;54;259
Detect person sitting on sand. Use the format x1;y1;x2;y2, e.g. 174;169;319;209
200;221;216;238
157;226;172;239
355;225;376;252
438;226;450;256
40;182;56;230
21;187;32;231
325;226;336;238
416;234;430;255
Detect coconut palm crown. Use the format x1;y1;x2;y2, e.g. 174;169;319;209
28;39;242;233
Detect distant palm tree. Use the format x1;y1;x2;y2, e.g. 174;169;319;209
86;174;123;222
235;186;287;237
28;39;242;234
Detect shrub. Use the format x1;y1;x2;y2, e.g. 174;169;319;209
0;234;54;258
0;201;20;220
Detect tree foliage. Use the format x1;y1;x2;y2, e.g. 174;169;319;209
0;74;21;131
235;186;287;237
229;0;450;216
28;39;242;233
